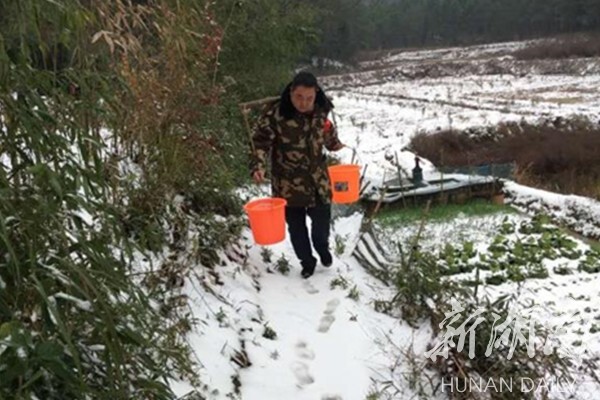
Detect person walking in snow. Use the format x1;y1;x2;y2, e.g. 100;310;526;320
250;71;345;278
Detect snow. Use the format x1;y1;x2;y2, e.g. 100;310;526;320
325;74;600;183
170;212;440;400
171;39;600;399
52;292;93;312
506;181;600;239
174;204;600;399
376;40;530;65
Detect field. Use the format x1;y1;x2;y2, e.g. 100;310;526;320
174;40;600;400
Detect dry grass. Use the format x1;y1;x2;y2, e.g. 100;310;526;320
514;32;600;60
95;1;241;210
409;117;600;199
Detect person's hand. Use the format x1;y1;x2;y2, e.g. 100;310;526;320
252;169;265;184
332;143;345;151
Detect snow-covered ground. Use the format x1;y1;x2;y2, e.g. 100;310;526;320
173;207;600;399
171;212;435;400
322;45;600;182
172;40;600;399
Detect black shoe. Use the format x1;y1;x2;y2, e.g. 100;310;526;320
319;250;333;267
300;259;316;279
301;268;314;279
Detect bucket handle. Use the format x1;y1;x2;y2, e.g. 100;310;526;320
330;110;361;165
340;145;361;166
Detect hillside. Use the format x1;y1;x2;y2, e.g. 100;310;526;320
170;40;600;399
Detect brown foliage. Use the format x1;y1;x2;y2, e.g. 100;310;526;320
95;1;223;168
514;32;600;60
409;118;600;199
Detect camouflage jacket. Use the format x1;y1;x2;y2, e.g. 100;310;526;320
250;99;343;208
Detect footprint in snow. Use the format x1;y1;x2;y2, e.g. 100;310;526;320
291;361;314;386
322;395;343;400
324;298;340;315
318;315;335;333
318;298;340;333
295;340;315;360
303;280;319;294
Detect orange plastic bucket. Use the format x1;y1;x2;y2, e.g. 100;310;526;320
328;164;360;204
244;198;287;245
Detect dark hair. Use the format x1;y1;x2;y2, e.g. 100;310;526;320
291;71;318;89
279;71;334;119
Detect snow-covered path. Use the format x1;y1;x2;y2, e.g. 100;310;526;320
237;213;417;400
171;212;431;400
241;268;374;400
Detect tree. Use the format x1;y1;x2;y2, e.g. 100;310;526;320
213;0;319;98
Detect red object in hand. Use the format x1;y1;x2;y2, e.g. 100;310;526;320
324;119;333;133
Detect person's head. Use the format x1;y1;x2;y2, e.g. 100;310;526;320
279;71;333;120
289;72;318;114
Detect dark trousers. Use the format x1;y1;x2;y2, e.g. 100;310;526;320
285;201;331;266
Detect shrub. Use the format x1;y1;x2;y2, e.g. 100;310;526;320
514;33;600;60
409;117;600;199
0;0;223;397
366;217;597;399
